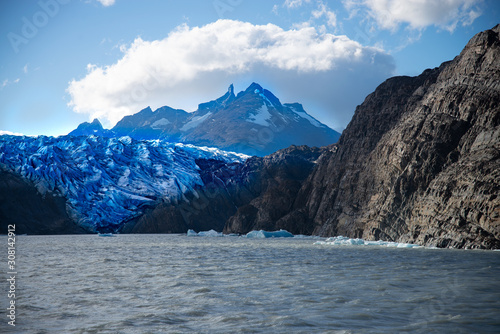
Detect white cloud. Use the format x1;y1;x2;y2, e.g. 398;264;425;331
344;0;483;31
96;0;115;7
283;0;312;9
67;19;394;129
23;64;28;74
14;78;20;83
312;2;337;27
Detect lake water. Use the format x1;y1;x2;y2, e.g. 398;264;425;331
2;234;500;333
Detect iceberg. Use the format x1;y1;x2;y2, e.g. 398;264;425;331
314;236;421;248
187;229;223;237
245;229;294;238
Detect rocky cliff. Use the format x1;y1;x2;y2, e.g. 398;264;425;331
235;24;499;249
0;170;87;235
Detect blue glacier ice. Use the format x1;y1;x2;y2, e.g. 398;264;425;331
0;134;248;232
245;229;294;238
187;229;224;237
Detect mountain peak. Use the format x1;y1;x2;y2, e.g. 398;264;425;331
197;84;236;112
68;117;109;137
138;106;153;115
245;82;263;94
91;118;102;126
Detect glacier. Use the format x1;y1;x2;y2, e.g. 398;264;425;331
0;134;248;232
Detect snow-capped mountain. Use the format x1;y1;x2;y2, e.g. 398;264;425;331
0;134;247;232
69;83;341;156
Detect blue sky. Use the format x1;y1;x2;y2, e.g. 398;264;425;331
0;0;498;136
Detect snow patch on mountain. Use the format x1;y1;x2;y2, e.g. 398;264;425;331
151;118;171;129
0;135;248;232
247;105;272;127
181;112;213;131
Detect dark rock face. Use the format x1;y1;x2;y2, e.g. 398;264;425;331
123;145;323;234
222;145;324;235
269;24;500;249
0;171;87;235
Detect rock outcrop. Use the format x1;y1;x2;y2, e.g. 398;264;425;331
244;24;499;249
0;171;87;235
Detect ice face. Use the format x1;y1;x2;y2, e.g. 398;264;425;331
0;135;248;232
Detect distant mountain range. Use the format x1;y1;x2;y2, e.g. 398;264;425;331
69;83;340;156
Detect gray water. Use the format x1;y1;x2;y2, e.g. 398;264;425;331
2;234;500;333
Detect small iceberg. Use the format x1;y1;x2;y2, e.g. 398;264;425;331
187;229;223;237
98;233;116;237
245;229;294;238
314;235;420;248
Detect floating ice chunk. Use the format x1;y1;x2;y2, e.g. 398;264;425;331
187;229;223;237
187;229;198;236
245;229;294;238
314;236;421;248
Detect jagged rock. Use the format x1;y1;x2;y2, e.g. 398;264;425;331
278;24;500;249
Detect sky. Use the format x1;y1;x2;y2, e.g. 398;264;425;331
0;0;498;136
